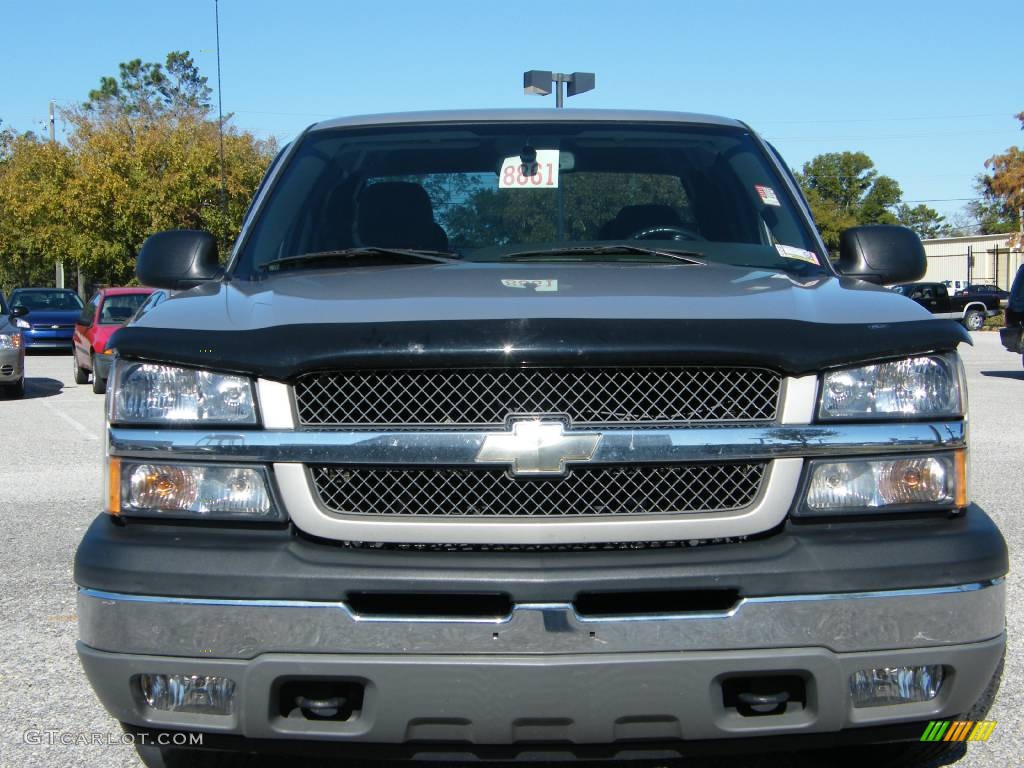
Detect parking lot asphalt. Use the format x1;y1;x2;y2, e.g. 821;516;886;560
0;335;1019;768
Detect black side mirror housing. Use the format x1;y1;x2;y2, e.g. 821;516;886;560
136;230;221;290
10;306;29;318
836;225;926;285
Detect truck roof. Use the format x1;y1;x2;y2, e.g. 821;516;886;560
310;108;747;132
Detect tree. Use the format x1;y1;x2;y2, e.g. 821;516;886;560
975;113;1024;239
859;176;901;225
57;107;275;284
0;54;274;293
796;151;903;251
0;129;76;290
84;51;212;118
896;203;947;240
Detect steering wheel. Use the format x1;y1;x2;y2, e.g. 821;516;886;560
629;225;705;242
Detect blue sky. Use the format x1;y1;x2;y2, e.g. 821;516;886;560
2;0;1021;221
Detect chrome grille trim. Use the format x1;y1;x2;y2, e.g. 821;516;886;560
310;463;766;518
274;459;804;544
108;421;967;466
293;366;781;428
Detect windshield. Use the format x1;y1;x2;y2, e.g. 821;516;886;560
10;290;85;312
235;122;827;277
99;293;151;324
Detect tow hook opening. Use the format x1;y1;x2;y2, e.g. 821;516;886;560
279;680;365;722
721;674;807;717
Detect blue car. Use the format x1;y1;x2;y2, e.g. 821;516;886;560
8;288;85;350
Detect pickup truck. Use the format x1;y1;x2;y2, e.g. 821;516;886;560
891;281;1002;330
74;110;1007;768
999;264;1024;366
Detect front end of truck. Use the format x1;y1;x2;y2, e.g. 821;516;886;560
74;111;1006;765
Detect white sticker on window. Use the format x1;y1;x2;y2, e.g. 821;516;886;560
755;184;781;206
776;244;820;265
501;278;558;292
499;150;560;189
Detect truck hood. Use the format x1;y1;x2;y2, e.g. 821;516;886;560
113;261;970;379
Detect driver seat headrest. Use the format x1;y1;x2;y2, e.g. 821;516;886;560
356;182;449;251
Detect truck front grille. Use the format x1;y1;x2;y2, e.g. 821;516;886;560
294;367;780;428
310;462;766;518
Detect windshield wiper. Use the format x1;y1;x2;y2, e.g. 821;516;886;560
259;247;460;274
502;244;704;265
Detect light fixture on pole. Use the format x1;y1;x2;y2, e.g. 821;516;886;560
523;71;595;108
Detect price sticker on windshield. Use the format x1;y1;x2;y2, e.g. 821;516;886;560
499;149;560;189
776;244;820;265
755;184;781;206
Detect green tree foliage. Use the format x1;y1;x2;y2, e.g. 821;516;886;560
0;53;275;293
84;51;212;117
796;151;903;250
895;203;947;240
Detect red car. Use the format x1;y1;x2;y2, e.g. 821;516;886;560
72;287;154;393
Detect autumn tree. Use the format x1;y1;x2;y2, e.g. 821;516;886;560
0;53;275;293
976;112;1024;239
0;127;77;289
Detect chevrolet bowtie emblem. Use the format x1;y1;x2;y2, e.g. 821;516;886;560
476;420;601;476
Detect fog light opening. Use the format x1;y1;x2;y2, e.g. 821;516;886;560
137;673;236;716
849;665;944;708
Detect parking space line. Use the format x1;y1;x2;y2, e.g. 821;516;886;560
41;399;100;441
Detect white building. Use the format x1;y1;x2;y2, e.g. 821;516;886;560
921;233;1023;290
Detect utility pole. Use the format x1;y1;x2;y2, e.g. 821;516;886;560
50;100;66;291
215;0;228;222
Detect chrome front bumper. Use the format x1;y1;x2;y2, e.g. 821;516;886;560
77;581;1005;745
78;580;1004;659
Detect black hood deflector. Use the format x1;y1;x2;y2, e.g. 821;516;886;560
110;317;970;380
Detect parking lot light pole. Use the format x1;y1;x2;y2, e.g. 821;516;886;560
523;71;595;108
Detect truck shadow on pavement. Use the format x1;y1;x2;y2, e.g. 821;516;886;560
980;370;1024;381
23;377;64;399
215;744;968;768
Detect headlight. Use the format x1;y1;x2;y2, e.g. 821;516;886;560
818;354;962;420
109;361;257;425
0;333;22;349
14;318;30;329
111;459;283;521
795;451;966;517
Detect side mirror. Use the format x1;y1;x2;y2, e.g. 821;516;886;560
836;225;926;285
136;230;221;290
10;306;28;318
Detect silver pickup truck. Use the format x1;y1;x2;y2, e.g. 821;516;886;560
75;110;1006;767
